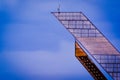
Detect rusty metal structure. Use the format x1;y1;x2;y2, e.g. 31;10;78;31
52;12;120;80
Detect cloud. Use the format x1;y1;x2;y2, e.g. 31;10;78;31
0;40;92;80
8;0;59;22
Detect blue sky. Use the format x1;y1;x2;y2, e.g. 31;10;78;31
0;0;120;80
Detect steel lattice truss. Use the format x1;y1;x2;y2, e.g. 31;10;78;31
52;12;120;80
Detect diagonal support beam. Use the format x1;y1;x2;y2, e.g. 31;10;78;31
75;41;107;80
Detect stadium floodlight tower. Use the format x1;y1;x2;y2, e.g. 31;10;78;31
52;12;120;80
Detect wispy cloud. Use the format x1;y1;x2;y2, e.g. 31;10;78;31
0;40;92;80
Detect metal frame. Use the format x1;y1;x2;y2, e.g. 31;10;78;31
75;41;107;80
52;12;120;80
94;54;120;80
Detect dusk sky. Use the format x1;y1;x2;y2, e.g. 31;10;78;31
0;0;120;80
